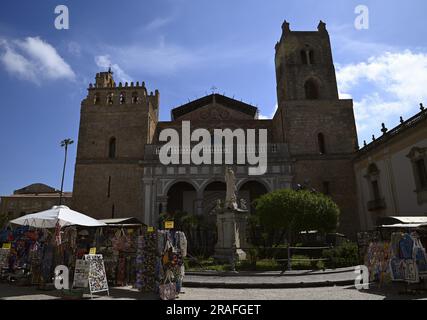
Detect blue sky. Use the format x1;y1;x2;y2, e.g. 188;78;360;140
1;0;427;195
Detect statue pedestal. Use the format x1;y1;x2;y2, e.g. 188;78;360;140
214;209;249;263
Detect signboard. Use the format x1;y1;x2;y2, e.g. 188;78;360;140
0;249;10;269
84;254;109;296
73;259;90;288
147;226;154;233
2;243;11;250
164;221;174;229
89;247;97;255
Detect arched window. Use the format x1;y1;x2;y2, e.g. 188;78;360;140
304;79;319;99
309;50;315;64
109;137;116;159
300;50;308;65
318;133;326;154
132;92;138;104
119;92;126;104
93;93;100;105
107;93;114;104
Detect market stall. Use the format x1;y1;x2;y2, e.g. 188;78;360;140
136;227;188;300
0;209;188;299
0;205;105;288
88;217;145;287
361;219;427;288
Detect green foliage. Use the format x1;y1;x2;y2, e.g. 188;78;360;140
322;241;359;268
254;189;340;236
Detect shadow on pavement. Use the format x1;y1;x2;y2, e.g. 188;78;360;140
344;282;427;300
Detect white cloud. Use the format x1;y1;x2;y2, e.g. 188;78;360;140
336;50;427;140
0;36;75;84
95;55;132;83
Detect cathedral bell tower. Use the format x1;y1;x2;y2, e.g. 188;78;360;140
272;21;360;237
275;20;339;102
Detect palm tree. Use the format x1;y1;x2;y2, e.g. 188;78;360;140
59;138;74;205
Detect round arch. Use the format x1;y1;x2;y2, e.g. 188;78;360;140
236;178;271;193
199;178;225;193
166;181;198;215
163;178;200;196
303;76;322;100
238;180;270;214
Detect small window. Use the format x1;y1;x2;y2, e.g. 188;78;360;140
318;133;326;154
301;50;308;65
111;204;115;219
109;137;116;159
322;181;330;195
304;79;319;99
416;159;427;189
107;176;111;198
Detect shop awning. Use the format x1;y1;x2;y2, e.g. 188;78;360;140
380;223;427;229
98;217;145;226
377;216;427;226
9;205;107;228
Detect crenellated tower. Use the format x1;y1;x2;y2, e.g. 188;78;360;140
72;69;159;221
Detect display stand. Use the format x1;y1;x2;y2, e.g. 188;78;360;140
84;254;109;298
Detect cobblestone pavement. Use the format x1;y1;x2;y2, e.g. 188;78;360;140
179;286;427;300
184;269;355;288
0;283;426;300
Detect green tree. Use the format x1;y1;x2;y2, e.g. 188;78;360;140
254;189;340;246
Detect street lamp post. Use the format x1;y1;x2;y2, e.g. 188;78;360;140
59;138;74;205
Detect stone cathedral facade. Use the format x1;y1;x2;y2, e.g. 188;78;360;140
72;21;360;237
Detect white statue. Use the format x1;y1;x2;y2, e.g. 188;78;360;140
225;167;238;210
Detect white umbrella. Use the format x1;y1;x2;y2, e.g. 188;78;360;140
9;205;106;228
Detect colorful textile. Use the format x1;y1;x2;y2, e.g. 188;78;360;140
136;230;158;292
365;241;392;284
399;234;414;260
